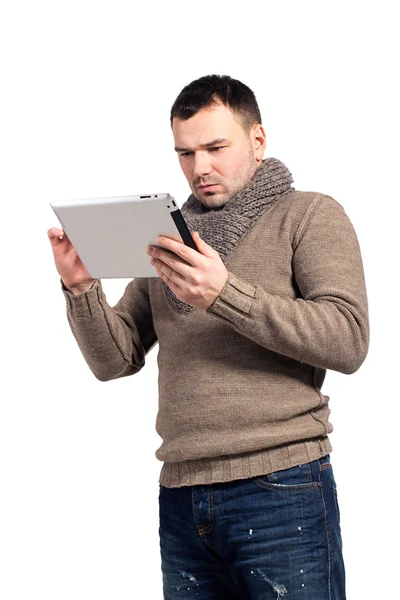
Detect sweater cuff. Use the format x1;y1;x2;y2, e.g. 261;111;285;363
60;277;104;318
206;271;256;324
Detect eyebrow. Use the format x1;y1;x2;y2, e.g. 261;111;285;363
174;137;229;152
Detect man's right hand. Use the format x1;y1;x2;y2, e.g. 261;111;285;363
47;227;96;294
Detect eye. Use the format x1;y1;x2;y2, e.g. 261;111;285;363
180;147;225;158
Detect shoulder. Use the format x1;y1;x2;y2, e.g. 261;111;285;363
278;189;345;213
259;188;344;227
254;189;348;251
276;190;346;237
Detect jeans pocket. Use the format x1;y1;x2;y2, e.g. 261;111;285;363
252;460;321;491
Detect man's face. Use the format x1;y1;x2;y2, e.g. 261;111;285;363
172;102;266;209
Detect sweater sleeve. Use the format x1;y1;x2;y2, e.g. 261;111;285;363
206;194;370;374
61;277;158;381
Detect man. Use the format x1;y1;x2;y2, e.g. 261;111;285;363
49;74;369;599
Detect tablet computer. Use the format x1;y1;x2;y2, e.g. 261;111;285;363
50;193;197;278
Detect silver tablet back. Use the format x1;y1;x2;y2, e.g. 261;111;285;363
50;193;189;278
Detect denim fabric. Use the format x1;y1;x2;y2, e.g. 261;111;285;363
159;454;345;599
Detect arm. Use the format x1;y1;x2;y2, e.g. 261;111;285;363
206;195;370;374
61;277;157;381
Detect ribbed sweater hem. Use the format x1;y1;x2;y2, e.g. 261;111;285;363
158;435;333;488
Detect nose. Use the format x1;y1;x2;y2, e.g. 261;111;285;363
192;151;213;181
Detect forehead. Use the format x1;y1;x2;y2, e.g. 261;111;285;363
172;102;243;145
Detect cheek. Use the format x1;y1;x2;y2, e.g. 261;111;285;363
230;147;248;168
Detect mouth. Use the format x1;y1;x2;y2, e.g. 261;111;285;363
198;184;218;191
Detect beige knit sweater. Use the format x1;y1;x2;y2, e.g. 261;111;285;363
60;190;369;488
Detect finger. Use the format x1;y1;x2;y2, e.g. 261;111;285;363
152;249;193;279
152;256;187;285
48;227;63;238
157;266;184;292
157;236;201;266
192;232;218;258
47;227;65;246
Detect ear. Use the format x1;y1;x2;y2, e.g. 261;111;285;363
252;123;267;162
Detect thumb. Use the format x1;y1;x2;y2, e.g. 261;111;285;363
193;231;216;257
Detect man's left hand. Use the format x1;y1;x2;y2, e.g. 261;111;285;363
146;232;229;311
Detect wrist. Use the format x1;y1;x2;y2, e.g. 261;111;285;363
63;280;96;295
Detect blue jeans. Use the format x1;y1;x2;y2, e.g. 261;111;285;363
158;453;345;599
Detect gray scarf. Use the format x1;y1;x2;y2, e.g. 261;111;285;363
163;156;295;314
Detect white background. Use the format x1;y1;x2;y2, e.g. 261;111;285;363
1;1;398;598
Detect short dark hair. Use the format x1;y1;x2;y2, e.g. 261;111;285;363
170;74;262;134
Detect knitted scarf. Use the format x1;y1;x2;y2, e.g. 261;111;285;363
163;156;295;314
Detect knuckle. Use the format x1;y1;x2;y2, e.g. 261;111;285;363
191;274;201;286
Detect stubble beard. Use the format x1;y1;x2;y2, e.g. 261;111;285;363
194;148;259;209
